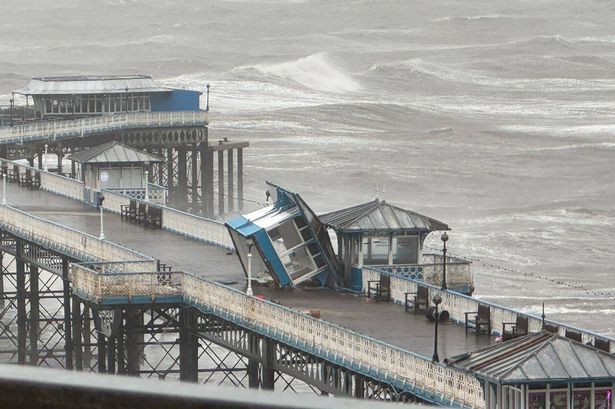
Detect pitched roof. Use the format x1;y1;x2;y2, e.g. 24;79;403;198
67;141;163;164
318;199;449;234
17;75;171;95
446;332;615;384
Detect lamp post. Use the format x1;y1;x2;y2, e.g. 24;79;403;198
441;232;449;290
432;294;442;362
99;206;105;240
9;94;14;127
43;144;48;172
205;84;210;112
2;173;6;205
246;243;254;296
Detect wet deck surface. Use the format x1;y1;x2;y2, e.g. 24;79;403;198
4;182;494;359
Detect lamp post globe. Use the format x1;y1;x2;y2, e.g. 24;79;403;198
440;232;449;290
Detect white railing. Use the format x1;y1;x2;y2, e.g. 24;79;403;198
105;183;166;205
362;266;615;354
0;205;155;268
368;254;473;291
161;206;233;249
0;158;85;201
68;263;485;409
101;189;131;214
0;111;208;143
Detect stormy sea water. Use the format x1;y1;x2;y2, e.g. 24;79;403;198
1;0;615;337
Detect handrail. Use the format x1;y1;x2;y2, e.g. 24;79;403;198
362;266;615;354
0;111;208;144
70;263;485;409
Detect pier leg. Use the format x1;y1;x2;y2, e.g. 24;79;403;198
62;259;73;370
82;306;92;369
117;322;126;375
93;310;107;373
166;148;174;203
247;333;259;388
320;363;330;396
56;145;63;175
29;265;39;365
71;160;76;179
191;147;199;208
177;147;187;208
16;240;26;365
237;148;243;212
205;147;214;216
107;336;116;374
72;296;83;370
218;150;224;216
199;144;207;215
227;148;234;212
37;153;42;170
0;250;5;308
261;338;275;390
179;307;198;382
125;309;141;376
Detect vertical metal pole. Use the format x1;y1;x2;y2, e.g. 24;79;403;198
16;239;26;364
206;147;214;216
432;303;440;363
72;296;83;370
117;315;125;375
37;152;43;170
125;309;141;376
247;333;259;388
56;145;63;175
29;264;40;366
217;150;224;215
246;249;253;296
199;143;207;215
261;338;275;390
166;148;174;204
227;148;234;212
237;148;243;211
43;144;48;172
107;336;116;374
177;148;187;208
144;170;149;202
179;307;198;382
354;374;365;398
2;173;6;205
0;249;4;308
62;258;73;370
99;206;105;240
191;147;198;207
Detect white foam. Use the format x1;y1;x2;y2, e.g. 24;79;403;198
500;124;615;137
238;52;361;94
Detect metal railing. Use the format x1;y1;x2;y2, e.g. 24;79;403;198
106;182;166;205
0;205;155;269
362;266;615;354
0;111;209;144
69;264;485;409
368;254;473;290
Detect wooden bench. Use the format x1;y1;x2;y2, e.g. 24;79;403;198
136;202;147;225
121;200;138;222
367;275;390;302
465;304;491;335
405;285;429;313
594;339;611;353
6;169;18;182
502;315;529;341
146;206;163;228
565;329;582;342
542;323;558;333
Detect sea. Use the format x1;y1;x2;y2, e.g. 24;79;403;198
1;0;614;337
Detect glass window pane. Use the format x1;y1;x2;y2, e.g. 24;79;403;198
529;392;546;409
595;389;612;409
550;391;567;409
573;391;590;409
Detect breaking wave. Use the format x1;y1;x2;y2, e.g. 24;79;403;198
234;53;361;93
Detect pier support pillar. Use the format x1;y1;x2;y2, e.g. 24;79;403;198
29;265;40;365
177;148;187;208
125;309;142;376
16;240;26;365
179;307;199;382
62;258;73;370
237;148;244;211
191;147;199;207
0;250;5;309
72;296;83;370
354;374;365;398
37;153;43;170
218;150;224;216
56;144;63;175
205;147;214;216
93;310;107;373
227;148;234;213
107;336;116;374
166;148;174;203
261;338;275;390
247;333;259;388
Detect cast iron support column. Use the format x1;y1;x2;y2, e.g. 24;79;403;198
177;148;187;208
261;338;275;390
227;148;234;212
82;306;92;369
217;150;224;215
125;309;141;376
199;144;207;215
29;264;40;365
93;310;107;373
71;159;76;179
107;336;116;374
117;319;126;375
56;145;63;175
157;148;164;186
16;239;26;365
166;148;174;203
191;147;199;207
237;148;244;211
247;333;259;388
179;307;199;382
37;153;43;170
62;258;73;369
320;362;329;396
72;296;83;370
0;249;5;308
354;374;365;398
206;147;214;216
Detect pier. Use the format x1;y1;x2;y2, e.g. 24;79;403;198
0;75;613;409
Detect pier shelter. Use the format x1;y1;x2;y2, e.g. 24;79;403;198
318;199;456;290
448;332;615;409
15;75;201;120
67;141;163;203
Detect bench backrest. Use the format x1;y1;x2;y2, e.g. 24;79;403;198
594;339;611;353
516;315;529;333
417;285;428;300
477;304;490;319
565;329;582;342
